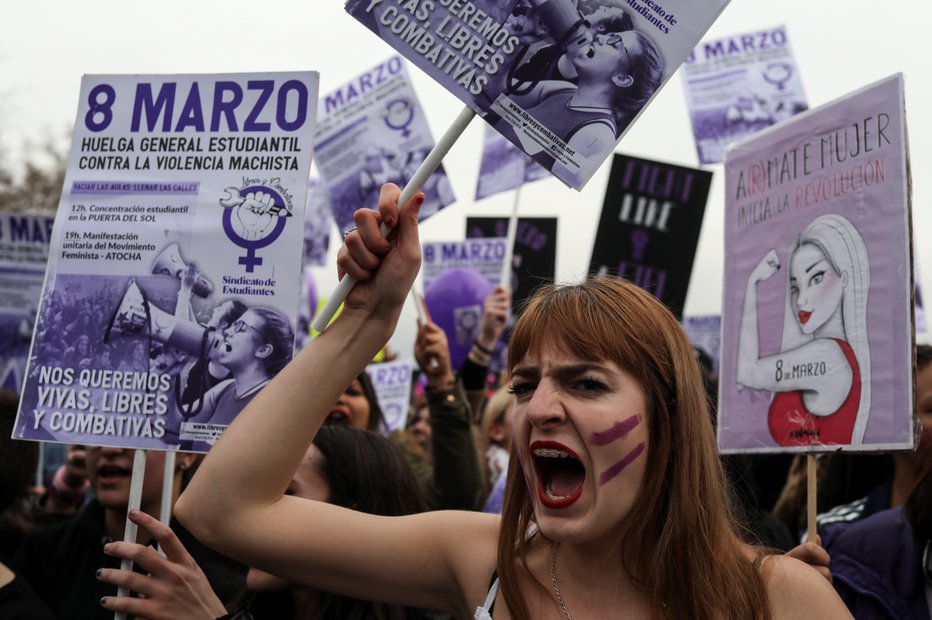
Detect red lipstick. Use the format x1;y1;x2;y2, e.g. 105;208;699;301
798;310;812;324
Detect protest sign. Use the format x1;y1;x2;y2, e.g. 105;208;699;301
588;153;712;318
365;358;414;432
303;175;333;267
719;74;912;453
682;315;721;377
916;262;926;333
346;0;730;189
13;72;319;453
466;216;556;314
422;238;507;291
475;124;546;200
682;25;808;165
0;214;53;391
315;55;455;233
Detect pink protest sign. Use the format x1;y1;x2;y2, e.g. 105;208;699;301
719;74;913;453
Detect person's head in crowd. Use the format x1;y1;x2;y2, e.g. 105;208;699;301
905;458;932;542
324;372;384;432
476;385;514;503
479;385;514;452
0;390;39;553
86;446;197;538
95;344;113;370
126;340;148;367
247;425;427;617
78;309;93;330
406;398;432;453
219;307;293;379
71;333;91;357
500;275;766;619
889;343;932;496
911;344;932;456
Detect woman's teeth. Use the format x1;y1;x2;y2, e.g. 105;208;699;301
534;447;572;458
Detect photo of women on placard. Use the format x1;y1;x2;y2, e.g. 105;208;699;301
179;306;293;450
495;3;664;180
736;214;871;447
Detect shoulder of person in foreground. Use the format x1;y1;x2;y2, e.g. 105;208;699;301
762;553;853;619
0;560;56;620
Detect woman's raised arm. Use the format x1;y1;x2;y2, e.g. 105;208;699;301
174;186;502;611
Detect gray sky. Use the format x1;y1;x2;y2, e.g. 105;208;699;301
4;0;930;350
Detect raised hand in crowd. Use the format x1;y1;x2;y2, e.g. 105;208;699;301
462;284;512;419
98;509;227;620
475;284;510;358
414;313;454;390
785;535;832;584
40;444;90;514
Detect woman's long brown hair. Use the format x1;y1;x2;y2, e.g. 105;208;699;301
497;277;771;620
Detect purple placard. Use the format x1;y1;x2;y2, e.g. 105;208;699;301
422;238;507;291
681;25;808;165
345;0;730;190
916;260;926;333
365;359;413;433
474;124;547;200
0;214;54;392
719;74;912;453
13;72;319;453
315;56;455;233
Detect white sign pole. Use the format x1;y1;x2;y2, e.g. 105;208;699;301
502;186;521;288
114;449;147;620
34;443;44;489
311;105;476;332
156;451;176;556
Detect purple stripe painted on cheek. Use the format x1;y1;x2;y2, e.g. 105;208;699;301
598;442;646;486
590;414;641;446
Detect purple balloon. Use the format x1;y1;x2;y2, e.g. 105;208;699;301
424;268;493;371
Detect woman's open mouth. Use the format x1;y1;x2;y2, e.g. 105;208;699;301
96;463;131;488
798;310;812;324
531;441;585;508
325;411;350;426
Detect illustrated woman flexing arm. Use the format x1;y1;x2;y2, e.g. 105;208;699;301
737;214;871;446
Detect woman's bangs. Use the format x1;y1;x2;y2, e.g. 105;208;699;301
509;284;631;371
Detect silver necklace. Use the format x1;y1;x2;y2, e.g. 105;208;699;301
549;542;573;620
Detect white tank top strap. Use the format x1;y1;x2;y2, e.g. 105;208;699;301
474;576;500;619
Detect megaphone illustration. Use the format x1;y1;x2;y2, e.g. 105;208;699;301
152;243;214;298
104;279;207;356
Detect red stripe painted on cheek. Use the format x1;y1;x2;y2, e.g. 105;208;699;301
590;414;641;446
599;442;645;486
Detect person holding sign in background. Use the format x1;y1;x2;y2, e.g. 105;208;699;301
176;184;850;620
737;214;871;446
